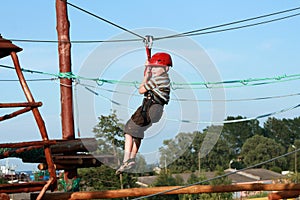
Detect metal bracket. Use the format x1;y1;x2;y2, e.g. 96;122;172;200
143;35;154;49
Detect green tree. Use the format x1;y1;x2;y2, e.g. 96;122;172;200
263;117;296;149
201;132;233;171
159;132;195;173
0;177;7;184
150;171;183;200
93;110;124;155
78;165;136;191
78;111;139;191
192;127;234;171
180;173;208;200
207;168;232;200
287;139;300;177
222;116;262;155
180;170;232;200
240;135;287;170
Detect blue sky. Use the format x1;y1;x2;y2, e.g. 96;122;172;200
1;0;300;170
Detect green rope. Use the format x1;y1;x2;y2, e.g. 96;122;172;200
1;64;300;89
59;177;81;192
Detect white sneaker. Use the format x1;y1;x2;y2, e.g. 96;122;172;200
115;159;136;175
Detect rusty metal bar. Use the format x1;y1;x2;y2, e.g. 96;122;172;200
0;102;42;108
10;51;57;189
0;106;33;122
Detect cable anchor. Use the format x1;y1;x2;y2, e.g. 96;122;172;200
143;35;153;61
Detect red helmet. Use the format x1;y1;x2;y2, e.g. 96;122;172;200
147;52;172;67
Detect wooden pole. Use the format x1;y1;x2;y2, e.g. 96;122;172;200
30;183;300;200
0;102;42;108
0;107;33;122
55;0;77;181
10;51;57;189
56;0;74;140
268;190;300;199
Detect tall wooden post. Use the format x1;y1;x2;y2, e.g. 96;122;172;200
55;0;77;181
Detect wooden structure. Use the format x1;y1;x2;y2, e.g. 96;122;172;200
0;35;57;199
0;1;115;199
2;1;300;200
0;35;115;199
29;183;300;200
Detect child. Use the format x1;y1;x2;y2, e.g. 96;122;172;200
116;52;172;175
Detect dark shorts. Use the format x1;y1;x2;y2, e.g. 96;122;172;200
124;102;164;139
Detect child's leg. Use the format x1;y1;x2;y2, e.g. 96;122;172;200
130;137;141;160
123;133;133;162
116;134;139;175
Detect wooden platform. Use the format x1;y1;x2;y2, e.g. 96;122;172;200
0;181;48;194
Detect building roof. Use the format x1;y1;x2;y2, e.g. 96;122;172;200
0;35;22;59
137;168;284;187
225;168;284;183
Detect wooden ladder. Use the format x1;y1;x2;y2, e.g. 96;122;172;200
0;36;57;199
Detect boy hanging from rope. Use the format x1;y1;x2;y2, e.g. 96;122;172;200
116;52;173;175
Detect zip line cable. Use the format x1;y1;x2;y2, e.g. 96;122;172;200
63;0;145;40
133;148;300;200
80;81;300;103
79;83;300;125
178;12;300;38
3;38;140;44
5;5;300;43
156;6;300;40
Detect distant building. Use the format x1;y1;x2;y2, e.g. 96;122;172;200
137;168;285;198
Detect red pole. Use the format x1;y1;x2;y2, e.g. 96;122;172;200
56;0;77;181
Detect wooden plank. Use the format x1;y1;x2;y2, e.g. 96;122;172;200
0;102;42;108
268;190;300;200
0;138;96;151
0;140;56;148
37;155;116;170
0;35;22;58
0;182;48;194
50;138;98;154
30;183;300;200
0;107;33;122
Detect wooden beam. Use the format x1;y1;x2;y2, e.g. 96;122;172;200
0;107;33;122
0;140;57;148
30;183;300;200
0;182;48;194
0;145;43;159
0;138;96;152
50;138;98;154
11;51;57;189
0;102;42;108
268;190;300;200
37;155;116;170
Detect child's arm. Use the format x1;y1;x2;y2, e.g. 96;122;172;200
138;67;151;94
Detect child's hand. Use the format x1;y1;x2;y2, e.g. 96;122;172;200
144;66;152;78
